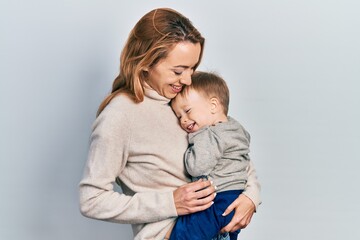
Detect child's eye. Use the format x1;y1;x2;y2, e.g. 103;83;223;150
185;109;191;113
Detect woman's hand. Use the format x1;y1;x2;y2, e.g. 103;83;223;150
173;179;216;216
220;194;256;233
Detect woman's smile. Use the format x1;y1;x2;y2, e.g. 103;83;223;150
171;84;183;93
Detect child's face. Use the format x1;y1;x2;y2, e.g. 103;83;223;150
171;89;216;133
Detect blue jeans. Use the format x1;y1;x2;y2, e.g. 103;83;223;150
211;232;230;240
169;190;242;240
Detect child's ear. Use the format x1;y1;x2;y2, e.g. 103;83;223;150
210;97;220;114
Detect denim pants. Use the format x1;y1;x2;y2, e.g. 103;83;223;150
212;232;230;240
169;190;242;240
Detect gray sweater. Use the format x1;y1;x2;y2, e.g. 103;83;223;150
186;117;251;192
79;88;261;240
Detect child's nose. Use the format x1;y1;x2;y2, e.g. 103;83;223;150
181;117;187;124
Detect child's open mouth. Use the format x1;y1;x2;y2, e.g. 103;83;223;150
187;123;195;132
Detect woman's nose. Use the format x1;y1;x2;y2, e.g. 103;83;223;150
180;70;192;86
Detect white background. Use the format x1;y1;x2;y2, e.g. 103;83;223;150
1;0;359;239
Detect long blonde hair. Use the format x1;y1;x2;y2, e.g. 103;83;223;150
97;8;205;116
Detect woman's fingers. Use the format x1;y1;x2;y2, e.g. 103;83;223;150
189;199;214;212
173;180;216;215
193;181;216;199
220;194;255;233
221;196;239;216
187;179;212;192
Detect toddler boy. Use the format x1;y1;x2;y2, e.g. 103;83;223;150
169;71;252;240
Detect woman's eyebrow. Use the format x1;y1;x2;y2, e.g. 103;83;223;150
173;65;190;68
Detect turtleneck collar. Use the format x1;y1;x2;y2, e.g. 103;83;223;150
143;82;172;105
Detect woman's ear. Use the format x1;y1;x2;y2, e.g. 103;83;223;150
210;97;220;114
142;68;149;77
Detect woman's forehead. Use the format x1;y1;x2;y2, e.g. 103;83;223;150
164;42;201;67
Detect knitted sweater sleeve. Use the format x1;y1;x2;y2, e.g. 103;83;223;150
79;106;177;224
239;128;262;209
242;161;262;210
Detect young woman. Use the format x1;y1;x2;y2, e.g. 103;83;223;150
79;8;261;240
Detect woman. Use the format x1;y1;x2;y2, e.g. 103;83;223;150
79;8;261;240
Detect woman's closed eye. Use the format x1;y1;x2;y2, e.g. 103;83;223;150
174;71;183;76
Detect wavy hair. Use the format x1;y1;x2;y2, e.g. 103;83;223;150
97;8;205;116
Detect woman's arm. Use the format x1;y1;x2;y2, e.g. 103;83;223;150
79;106;217;224
220;161;261;232
79;108;178;224
241;161;262;209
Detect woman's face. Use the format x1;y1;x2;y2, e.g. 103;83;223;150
146;41;201;99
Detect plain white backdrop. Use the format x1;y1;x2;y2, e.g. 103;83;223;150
1;1;359;239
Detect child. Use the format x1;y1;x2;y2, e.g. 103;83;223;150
169;71;252;240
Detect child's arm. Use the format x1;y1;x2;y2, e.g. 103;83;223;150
185;126;223;177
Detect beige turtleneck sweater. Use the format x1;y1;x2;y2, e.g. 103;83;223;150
79;88;261;240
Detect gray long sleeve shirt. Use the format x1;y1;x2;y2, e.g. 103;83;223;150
185;116;251;192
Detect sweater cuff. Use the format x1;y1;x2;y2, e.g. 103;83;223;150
242;188;262;212
164;191;179;217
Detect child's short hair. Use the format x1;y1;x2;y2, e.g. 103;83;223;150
181;71;230;115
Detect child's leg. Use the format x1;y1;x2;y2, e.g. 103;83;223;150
214;191;242;240
170;190;242;240
229;230;240;240
169;204;220;240
211;232;230;240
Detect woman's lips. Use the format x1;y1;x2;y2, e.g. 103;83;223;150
171;84;182;93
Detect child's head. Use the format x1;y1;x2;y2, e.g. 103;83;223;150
171;71;230;133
